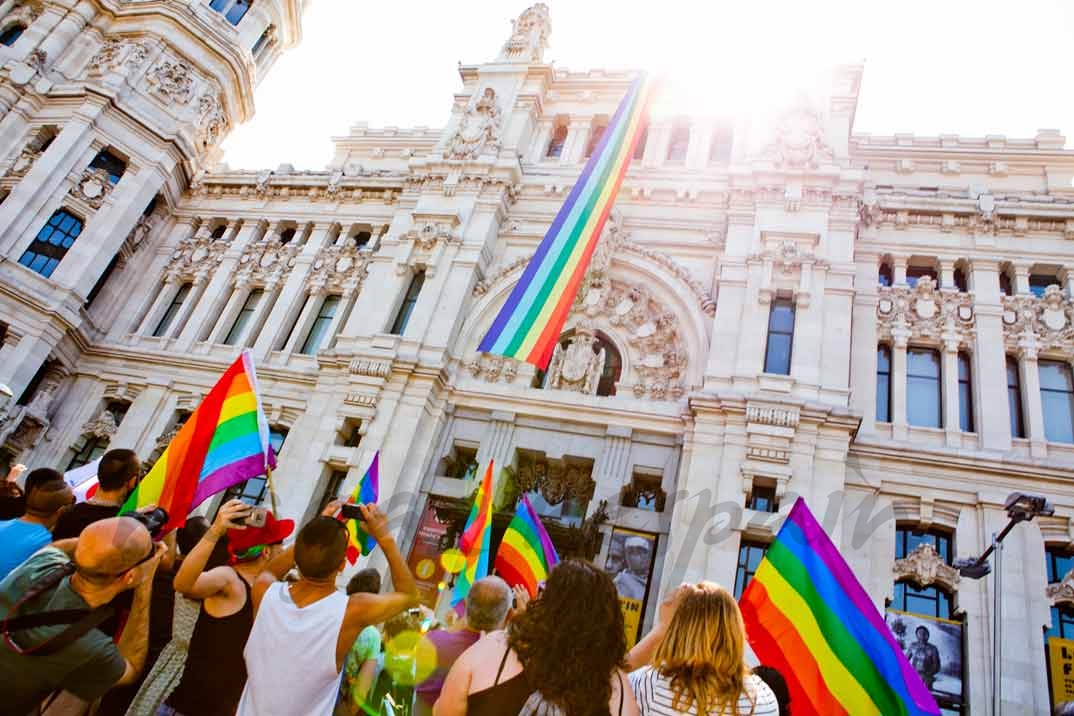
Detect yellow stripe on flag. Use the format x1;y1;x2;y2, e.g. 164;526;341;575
218;392;257;425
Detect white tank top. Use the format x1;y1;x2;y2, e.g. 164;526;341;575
237;582;349;716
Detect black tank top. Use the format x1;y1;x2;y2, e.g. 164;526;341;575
167;572;254;716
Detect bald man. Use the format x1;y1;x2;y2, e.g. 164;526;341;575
0;516;164;714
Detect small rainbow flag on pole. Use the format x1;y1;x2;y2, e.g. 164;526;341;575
493;493;559;597
478;73;654;369
122;350;275;533
342;451;380;565
451;460;495;606
740;498;940;716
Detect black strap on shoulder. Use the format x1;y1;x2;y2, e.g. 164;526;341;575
493;643;512;686
4;604;115;656
617;669;624;716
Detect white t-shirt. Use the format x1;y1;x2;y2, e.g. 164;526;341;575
629;667;780;716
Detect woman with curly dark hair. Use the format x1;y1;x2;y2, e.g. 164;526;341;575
435;558;639;716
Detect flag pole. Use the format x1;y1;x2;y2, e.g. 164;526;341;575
265;466;279;516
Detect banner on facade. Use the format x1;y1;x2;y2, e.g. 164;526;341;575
603;527;657;648
1048;636;1074;706
886;609;964;708
406;501;451;608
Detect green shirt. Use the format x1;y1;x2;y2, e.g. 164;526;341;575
339;625;382;708
0;548;126;715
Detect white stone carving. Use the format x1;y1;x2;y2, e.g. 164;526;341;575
545;322;605;395
307;242;370;295
445;87;502;160
892;543;960;591
89;37;150;75
234;234;300;289
876;277;975;347
165;233;227;283
147;59;196;104
348;359;392;379
126;213;157;250
71;168;113;209
1002;285;1074;354
6;146;40;178
467;354;520;384
498;3;551;63
196;91;228;148
81;409;117;439
1048;568;1074;607
764;96;833;169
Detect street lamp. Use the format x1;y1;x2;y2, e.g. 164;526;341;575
955;491;1054;716
0;384;12;398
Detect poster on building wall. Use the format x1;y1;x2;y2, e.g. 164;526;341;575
604;527;657;648
885;609;964;708
1048;636;1074;707
406;502;451;608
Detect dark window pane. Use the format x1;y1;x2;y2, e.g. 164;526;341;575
546;125;567;158
19;209;83;279
389;272;425;336
877;345;892;422
0;25;25;47
1007;357;1025;438
1030;274;1059;298
1041;361;1074;443
88;149;126;185
734;541;768;599
763;300;795;375
953;268;968;292
906;266;937;288
300;294;340;355
958;352;974;432
223;289;263;346
153;283;192;337
225;0;251;24
999;272;1013;296
878;263;893;287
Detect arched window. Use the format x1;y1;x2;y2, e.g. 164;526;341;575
545;122;568;158
19;209;83;278
892;527;955;618
533;329;623;397
878;260;894;287
209;0;251;26
0;24;26;47
210;224;227;239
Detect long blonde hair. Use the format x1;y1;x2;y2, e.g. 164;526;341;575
652;582;754;715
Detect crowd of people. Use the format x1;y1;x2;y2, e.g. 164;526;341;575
0;448;795;715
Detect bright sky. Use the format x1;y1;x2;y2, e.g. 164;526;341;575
221;0;1074;171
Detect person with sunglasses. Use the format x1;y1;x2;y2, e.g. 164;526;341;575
0;515;165;715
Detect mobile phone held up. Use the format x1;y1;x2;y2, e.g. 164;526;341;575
235;506;268;528
339;503;363;521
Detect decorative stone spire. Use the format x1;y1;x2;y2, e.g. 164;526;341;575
497;3;551;63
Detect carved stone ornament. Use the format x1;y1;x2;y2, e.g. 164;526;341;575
892;543;960;591
6;146;40;179
545;321;605;395
515;450;595;507
126;213;157;250
81;409;118;439
498;3;551;63
165;233;228;283
445;87;502;160
763;95;834;169
467;354;520;384
876;276;975;347
196;91;228;148
1001;285;1074;354
307;242;370;295
3;3;40;29
71;168;114;209
147;59;196;104
88;37;150;75
1047;568;1074;607
235;234;301;289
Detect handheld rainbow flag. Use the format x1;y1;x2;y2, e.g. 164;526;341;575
451;460;495;606
740;498;940;716
122;350;275;533
493;493;559;597
342;451;380;564
478;73;654;369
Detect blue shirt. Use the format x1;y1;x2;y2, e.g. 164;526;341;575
0;519;52;581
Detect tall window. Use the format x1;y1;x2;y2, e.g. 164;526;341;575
666;123;690;161
1007;356;1026;438
878;261;893;287
953;267;968;292
88;149;126;185
18;209;83;278
906;265;938;288
877;345;892;422
221;428;288;506
1047;547;1074;640
957;352;974;432
734;541;768;599
389;271;425;336
278;228;296;244
708;124;733;163
223;289;263;346
1030;274;1060;298
585;118;607;158
893;527;954;618
209;0;251;25
632;126;648;161
1040;360;1074;443
299;294;340;355
67;435;109;471
545;123;568;158
907;348;942;428
317;469;349;514
152;283;192;337
252;26;273;56
999;270;1013;296
85;253;119;308
0;24;25;47
210;225;227;239
763;299;795;375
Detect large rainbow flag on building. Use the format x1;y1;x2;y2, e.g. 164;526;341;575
451;460;495;606
740;498;940;716
122;349;276;533
494;493;558;597
478;73;654;369
342;451;380;564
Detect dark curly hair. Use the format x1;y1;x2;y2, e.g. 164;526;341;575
507;559;626;716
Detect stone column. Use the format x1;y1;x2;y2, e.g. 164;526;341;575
340;259;408;338
1061;268;1074;298
475;411;515;489
281;289;324;354
1018;346;1048;457
0;325;23;368
685;119;712;171
167;278;208;339
892;255;908;286
891;330;909;441
0;327;59;401
942;338;961;444
13;4;63;57
34;1;94;72
527;119;553;163
562;118;590;166
587;426;632;521
971;260;1012;451
939;259;957;290
127;219;196;335
322;288;356;351
237;281;280;349
1013;264;1031;295
135;277;180;338
206;284;250;346
850;282;880;431
0;1;19;20
108;382;170;454
790;270;823;392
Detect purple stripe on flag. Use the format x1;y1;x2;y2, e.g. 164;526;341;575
191;453;269;507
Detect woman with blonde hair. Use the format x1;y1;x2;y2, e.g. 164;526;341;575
629;582;779;715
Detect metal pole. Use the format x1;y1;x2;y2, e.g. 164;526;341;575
993;532;1003;716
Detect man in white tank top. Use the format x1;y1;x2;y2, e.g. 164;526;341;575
237;502;419;716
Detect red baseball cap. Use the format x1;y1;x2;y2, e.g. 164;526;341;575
228;511;295;554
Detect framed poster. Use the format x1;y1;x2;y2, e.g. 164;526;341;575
406;502;451;608
1048;636;1074;707
604;527;657;648
886;609;964;709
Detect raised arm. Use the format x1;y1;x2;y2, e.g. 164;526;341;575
625;583;686;671
344;503;420;627
173;499;248;600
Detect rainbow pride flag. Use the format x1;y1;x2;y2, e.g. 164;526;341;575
478;74;654;369
740;498;940;716
342;451;380;564
493;493;559;597
451;460;495;606
122;350;275;533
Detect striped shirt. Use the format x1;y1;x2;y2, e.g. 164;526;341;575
629;668;780;716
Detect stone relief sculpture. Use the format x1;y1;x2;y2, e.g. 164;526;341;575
196;91;228;148
88;37;150;75
877;275;975;347
147;58;196;104
764;94;833;169
545;322;605;395
445;87;502;160
71;168;114;209
498;3;551;63
1002;284;1074;354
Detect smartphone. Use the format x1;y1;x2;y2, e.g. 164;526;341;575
339;503;363;520
236;506;267;528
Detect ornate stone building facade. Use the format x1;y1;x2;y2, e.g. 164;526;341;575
2;3;1074;712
